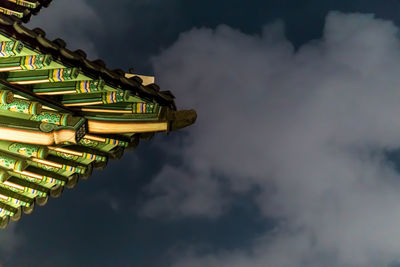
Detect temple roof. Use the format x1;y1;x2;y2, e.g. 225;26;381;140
0;1;196;229
0;13;176;109
0;0;52;23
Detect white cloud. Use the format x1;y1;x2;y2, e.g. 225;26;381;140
142;165;228;218
143;11;400;266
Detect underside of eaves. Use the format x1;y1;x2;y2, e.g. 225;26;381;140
0;0;197;228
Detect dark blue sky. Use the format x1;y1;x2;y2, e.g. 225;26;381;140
3;1;400;266
84;0;400;71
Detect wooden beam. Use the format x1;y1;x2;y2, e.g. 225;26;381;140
0;126;78;145
87;120;168;134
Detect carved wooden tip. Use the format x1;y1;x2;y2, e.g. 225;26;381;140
170;109;197;131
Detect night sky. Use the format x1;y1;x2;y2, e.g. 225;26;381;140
3;1;400;266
